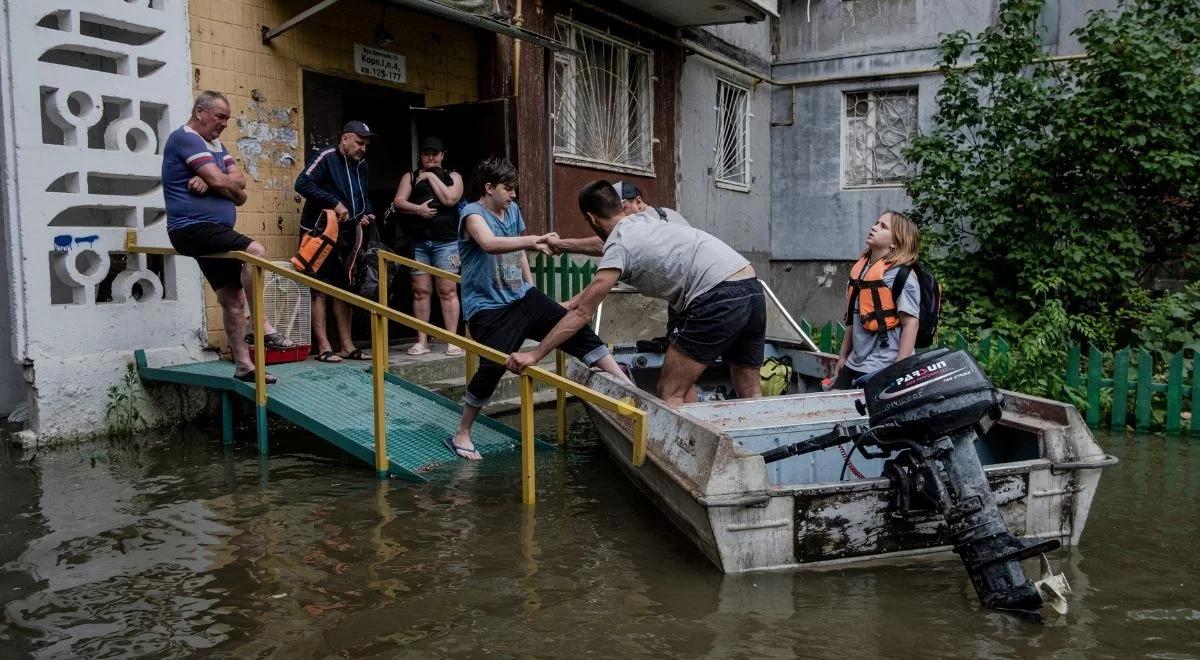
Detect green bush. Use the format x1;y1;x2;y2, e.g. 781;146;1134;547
906;0;1200;401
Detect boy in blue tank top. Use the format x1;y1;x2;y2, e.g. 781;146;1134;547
445;157;631;460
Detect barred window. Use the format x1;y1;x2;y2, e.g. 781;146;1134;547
843;88;917;188
715;79;750;189
552;19;653;174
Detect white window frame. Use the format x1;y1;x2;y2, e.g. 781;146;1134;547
552;18;655;176
714;78;751;192
841;87;918;189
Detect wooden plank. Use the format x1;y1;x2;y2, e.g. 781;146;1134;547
1191;350;1200;437
1135;348;1153;433
1166;350;1183;435
1086;345;1102;428
1066;343;1081;388
1111;348;1130;431
558;254;570;302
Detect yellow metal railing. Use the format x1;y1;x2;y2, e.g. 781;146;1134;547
126;231;646;504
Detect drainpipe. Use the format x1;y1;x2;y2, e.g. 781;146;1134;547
544;48;554;233
512;0;523;94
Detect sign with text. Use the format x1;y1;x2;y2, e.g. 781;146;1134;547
354;44;406;85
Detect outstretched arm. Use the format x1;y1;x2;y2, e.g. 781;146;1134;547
506;268;620;372
545;234;604;257
464;215;555;255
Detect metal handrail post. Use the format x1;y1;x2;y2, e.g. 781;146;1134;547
520;373;536;504
555;350;566;444
371;312;388;477
251;264;268;454
377;250;389;354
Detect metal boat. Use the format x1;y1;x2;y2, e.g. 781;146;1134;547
571;286;1116;587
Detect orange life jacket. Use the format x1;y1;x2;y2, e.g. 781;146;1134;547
845;256;901;340
291;209;339;275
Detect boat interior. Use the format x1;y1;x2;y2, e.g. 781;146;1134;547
596;285;1046;489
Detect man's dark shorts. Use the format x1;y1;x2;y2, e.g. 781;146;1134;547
669;278;766;367
169;222;253;291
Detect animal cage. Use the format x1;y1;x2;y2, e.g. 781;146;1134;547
248;261;311;364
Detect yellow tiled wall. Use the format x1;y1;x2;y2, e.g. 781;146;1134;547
188;0;479;346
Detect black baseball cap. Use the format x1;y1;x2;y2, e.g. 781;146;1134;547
342;120;375;137
420;136;445;153
613;180;642;200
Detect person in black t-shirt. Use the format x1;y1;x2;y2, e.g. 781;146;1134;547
391;137;465;355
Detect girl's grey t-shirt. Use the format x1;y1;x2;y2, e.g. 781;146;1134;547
596;211;749;312
846;264;921;374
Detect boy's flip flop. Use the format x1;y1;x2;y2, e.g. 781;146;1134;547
443;435;481;461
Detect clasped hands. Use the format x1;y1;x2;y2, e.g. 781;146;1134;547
533;232;567;256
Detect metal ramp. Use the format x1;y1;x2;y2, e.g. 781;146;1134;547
134;350;528;481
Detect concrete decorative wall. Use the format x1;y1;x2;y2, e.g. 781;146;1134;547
0;0;207;441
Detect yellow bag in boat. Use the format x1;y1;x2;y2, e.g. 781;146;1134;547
760;356;793;397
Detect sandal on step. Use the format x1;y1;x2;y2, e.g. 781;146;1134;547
341;348;371;360
445;345;465;357
314;350;343;363
406;344;431;355
245;332;296;350
234;370;277;384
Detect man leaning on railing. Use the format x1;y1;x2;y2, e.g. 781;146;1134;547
163;90;295;384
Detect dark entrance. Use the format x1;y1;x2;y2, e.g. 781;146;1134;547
410;98;514;201
301;72;515;348
302;71;424;344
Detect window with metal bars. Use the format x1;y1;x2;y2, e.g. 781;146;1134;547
552;18;653;174
842;88;917;188
714;79;750;189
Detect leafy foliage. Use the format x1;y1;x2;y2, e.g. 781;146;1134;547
905;0;1200;398
105;363;145;438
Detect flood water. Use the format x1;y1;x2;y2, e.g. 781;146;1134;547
1;408;1197;659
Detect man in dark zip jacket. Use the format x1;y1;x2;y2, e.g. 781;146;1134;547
293;120;376;362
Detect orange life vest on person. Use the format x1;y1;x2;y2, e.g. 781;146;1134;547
845;256;901;341
291;209;339;275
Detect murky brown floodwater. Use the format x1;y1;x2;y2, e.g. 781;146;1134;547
1;407;1197;659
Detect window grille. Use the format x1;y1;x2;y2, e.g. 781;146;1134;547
552;19;653;173
843;88;917;188
715;79;750;188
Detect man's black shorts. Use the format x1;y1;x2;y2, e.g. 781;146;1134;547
169;222;253;291
669;278;766;367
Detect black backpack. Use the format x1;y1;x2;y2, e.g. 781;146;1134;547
890;263;942;348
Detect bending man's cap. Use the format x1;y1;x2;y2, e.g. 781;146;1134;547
342;120;376;137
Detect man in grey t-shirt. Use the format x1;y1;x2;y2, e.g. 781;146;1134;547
507;180;767;405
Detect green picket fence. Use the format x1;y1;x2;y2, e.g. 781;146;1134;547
531;253;598;302
1066;344;1198;435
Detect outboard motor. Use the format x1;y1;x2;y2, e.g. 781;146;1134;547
858;349;1059;616
761;349;1065;618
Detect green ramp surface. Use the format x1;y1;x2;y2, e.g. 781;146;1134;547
135;351;529;480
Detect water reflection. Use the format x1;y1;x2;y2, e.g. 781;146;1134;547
0;423;1196;658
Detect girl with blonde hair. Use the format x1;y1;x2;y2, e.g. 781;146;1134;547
831;210;922;389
